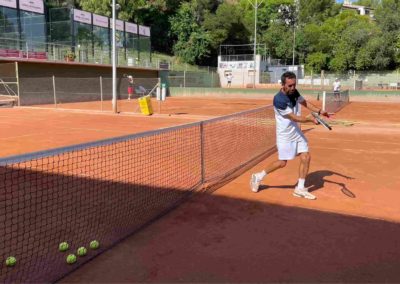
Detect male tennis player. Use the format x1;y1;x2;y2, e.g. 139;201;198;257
250;71;329;200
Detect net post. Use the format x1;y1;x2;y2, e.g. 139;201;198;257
52;75;57;108
322;91;326;111
200;121;205;185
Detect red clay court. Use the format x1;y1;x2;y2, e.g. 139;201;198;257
1;95;400;282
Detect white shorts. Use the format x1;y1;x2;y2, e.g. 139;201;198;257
277;140;309;160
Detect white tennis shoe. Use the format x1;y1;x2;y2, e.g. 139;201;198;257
250;174;262;193
293;187;316;200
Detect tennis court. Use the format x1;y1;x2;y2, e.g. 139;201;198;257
0;97;271;157
62;97;400;282
1;93;400;282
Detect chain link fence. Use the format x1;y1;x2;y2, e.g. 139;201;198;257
167;71;220;88
18;76;160;106
299;70;400;90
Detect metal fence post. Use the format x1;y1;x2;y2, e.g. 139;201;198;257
15;62;20;106
52;75;57;108
100;76;103;111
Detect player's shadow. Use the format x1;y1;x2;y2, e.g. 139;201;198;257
259;170;355;198
307;170;355;198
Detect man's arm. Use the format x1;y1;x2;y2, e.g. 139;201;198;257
299;99;329;117
284;112;316;123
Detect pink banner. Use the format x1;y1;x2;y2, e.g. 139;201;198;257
138;25;151;37
110;19;124;31
116;19;124;31
73;9;92;25
93;14;108;28
125;22;137;34
0;0;17;9
19;0;43;14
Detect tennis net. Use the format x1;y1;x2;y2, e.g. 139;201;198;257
323;89;350;113
0;105;275;283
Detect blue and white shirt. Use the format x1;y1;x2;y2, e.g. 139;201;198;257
273;89;307;143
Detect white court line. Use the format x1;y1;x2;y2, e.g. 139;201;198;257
0;127;125;141
314;136;400;146
313;146;400;154
0;133;40;140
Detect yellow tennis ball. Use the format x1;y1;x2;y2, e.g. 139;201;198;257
5;256;16;267
77;247;87;256
59;242;69;252
66;254;77;264
89;240;99;250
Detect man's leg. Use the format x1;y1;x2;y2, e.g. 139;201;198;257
251;140;298;193
250;160;287;193
293;152;316;200
128;88;132;100
298;152;310;180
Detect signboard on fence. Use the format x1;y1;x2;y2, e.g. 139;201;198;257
0;0;17;9
74;9;92;25
125;22;138;34
138;25;151;37
93;13;108;28
19;0;44;14
109;19;124;31
219;61;255;70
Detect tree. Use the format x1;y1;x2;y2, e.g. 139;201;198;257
173;30;212;64
262;23;292;61
353;0;381;8
170;2;212;64
374;0;400;32
306;52;328;72
203;3;250;48
298;0;340;24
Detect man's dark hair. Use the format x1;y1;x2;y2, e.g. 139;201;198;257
281;71;297;85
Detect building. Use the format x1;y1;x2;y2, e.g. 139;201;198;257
217;44;304;87
0;0;152;66
342;0;374;19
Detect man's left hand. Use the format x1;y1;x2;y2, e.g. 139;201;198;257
320;110;330;118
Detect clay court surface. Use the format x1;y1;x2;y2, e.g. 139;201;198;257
2;95;400;282
0;97;271;157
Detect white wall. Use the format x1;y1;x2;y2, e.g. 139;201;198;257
218;55;261;87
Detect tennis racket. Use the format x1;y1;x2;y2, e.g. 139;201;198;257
311;112;332;130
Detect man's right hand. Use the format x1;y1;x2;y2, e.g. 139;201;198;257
306;114;319;125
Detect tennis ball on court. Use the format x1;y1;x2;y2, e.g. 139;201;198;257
77;247;87;257
66;254;77;264
89;240;99;250
59;242;69;252
5;256;16;267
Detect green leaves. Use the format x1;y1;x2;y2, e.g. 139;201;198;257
170;2;212;64
306;52;328;72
